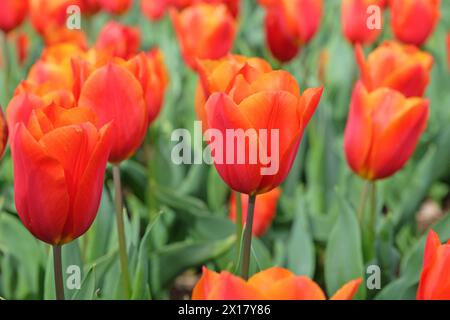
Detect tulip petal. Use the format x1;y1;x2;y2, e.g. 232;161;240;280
248;267;294;293
192;266;221;300
265;275;326;300
330;278;362;300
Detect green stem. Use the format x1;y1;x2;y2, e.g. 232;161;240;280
241;194;257;280
357;181;370;224
235;191;243;263
52;245;65;300
112;164;130;298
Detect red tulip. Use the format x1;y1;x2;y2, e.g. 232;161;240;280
344;82;429;181
97;0;132;14
205;69;322;195
8;94;112;244
193;266;362;300
170;3;237;69
229;187;281;236
390;0;440;46
447;33;450;70
0;0;28;33
341;0;385;45
0;108;8;159
355;41;433;97
417;230;450;300
96;21;141;59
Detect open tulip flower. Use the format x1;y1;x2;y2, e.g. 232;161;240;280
193;267;362;300
229;187;281;236
0;0;28;33
0;109;8;159
170;3;237;69
389;0;441;46
259;0;323;62
341;0;385;45
417;230;450;300
344;82;429;181
355;41;433;98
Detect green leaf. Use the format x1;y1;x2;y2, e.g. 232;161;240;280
71;266;97;300
206;166;229;212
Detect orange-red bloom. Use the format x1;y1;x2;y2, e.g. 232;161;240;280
417;230;450;300
96;21;141;59
344;82;429;181
7;93;112;245
0;109;8;159
229;188;281;236
341;0;385;45
355;41;433;97
260;0;322;62
205;68;322;195
390;0;440;46
0;0;28;33
170;3;237;69
193;267;362;300
97;0;132;14
447;33;450;69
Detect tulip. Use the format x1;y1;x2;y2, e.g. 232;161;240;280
96;21;141;59
355;41;433;97
0;0;28;33
0;108;8;159
97;0;132;14
259;0;322;62
170;3;237;69
344;82;429;181
341;0;385;45
417;230;450;300
193;266;362;300
447;33;450;69
389;0;440;46
229;187;281;236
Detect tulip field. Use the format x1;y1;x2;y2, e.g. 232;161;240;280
0;0;450;303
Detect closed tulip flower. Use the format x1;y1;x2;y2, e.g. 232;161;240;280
0;0;28;33
8;95;112;244
229;187;281;236
355;41;433;97
390;0;440;46
205;70;322;195
344;82;429;181
170;3;237;69
0;109;8;159
96;21;141;59
341;0;385;45
417;230;450;300
193;267;362;300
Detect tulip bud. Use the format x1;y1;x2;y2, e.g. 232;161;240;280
170;3;237;69
96;21;141;59
355;41;433;97
0;108;8;159
417;230;450;299
344;82;429;181
390;0;440;46
0;0;28;33
193;266;362;300
229;188;281;236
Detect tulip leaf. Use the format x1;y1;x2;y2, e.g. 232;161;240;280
206;166;229;212
71;266;97;300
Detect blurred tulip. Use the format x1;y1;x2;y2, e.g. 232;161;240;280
229;187;281;236
8;94;112;244
97;0;132;14
0;0;28;33
170;3;237;69
390;0;440;46
205;69;322;195
96;21;141;59
341;0;385;45
344;82;429;181
260;0;322;62
15;32;30;65
193;266;362;300
417;230;450;300
195;54;272;129
80;0;101;14
447;33;450;69
0;108;8;159
355;41;433;97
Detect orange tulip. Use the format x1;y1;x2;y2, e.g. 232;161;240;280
260;0;322;62
0;0;28;33
341;0;385;45
229;187;281;236
0;108;8;159
204;68;322;195
417;230;450;300
195;54;272;130
390;0;440;46
355;41;433;97
193;267;362;300
170;3;237;69
344;82;429;181
97;0;132;14
7;93;112;244
96;21;141;59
